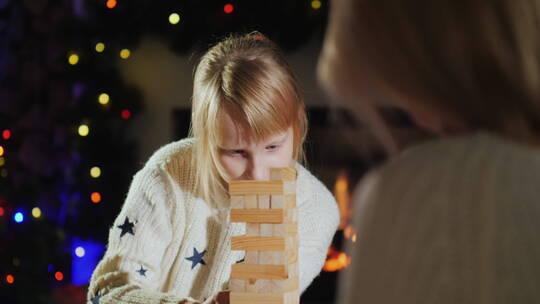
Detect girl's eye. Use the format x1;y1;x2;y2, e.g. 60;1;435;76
266;145;279;151
229;150;244;156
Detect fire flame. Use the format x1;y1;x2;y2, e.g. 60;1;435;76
323;246;351;272
322;169;357;272
334;170;351;230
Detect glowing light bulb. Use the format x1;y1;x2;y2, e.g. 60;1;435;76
169;13;180;24
0;145;4;156
6;274;14;284
14;212;24;223
55;271;64;281
224;3;234;14
98;93;110;105
91;192;102;204
32;207;42;218
75;246;86;258
106;0;117;9
2;129;11;140
78;124;89;137
68;53;79;65
311;0;322;10
121;109;131;119
90;167;101;178
95;42;105;53
120;49;130;59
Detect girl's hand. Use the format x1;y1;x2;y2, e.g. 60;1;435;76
215;290;230;304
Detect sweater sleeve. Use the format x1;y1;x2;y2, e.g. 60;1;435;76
86;166;198;304
297;168;340;294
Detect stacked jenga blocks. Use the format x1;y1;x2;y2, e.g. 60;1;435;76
228;167;299;304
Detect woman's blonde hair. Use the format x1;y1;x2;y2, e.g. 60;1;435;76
189;32;307;204
324;0;540;152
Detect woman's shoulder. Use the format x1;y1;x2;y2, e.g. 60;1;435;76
355;131;540;207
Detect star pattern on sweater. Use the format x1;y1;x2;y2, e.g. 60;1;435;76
90;290;102;304
117;217;135;238
185;247;207;269
136;265;148;277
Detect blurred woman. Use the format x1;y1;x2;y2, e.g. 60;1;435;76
318;1;540;303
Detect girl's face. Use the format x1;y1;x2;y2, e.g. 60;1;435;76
218;113;295;181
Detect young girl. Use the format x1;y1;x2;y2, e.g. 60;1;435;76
318;0;540;303
87;33;339;304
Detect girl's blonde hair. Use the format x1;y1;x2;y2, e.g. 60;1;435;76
189;32;307;204
324;0;540;152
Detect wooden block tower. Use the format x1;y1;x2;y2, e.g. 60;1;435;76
228;167;299;304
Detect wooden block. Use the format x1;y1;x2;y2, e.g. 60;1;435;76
231;264;288;280
283;290;299;304
258;195;270;208
270;167;297;181
286;208;297;222
231;236;285;251
230;292;283;304
259;251;285;265
283;181;296;195
247;223;260;236
287;262;299;277
229;278;246;292
284;194;296;209
255;276;299;294
245;195;257;209
246;251;259;264
285;248;297;265
230;196;244;209
270;195;284;209
229;181;284;195
246;278;260;293
230;209;284;223
286;235;299;251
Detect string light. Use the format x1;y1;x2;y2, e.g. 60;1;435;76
0;206;4;216
90;167;101;178
224;3;234;14
120;49;130;59
0;145;4;156
169;13;181;25
91;192;102;204
68;53;79;65
75;246;86;258
32;207;42;218
98;93;110;105
2;129;11;140
121;109;131;119
95;42;105;53
311;0;322;10
54;271;64;281
106;0;117;9
6;274;14;284
78;124;89;137
14;211;24;223
0;157;4;166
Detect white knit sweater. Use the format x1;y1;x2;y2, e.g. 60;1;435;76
338;131;540;304
87;138;339;304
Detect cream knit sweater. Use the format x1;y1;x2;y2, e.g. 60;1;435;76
338;132;540;304
87;138;339;304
